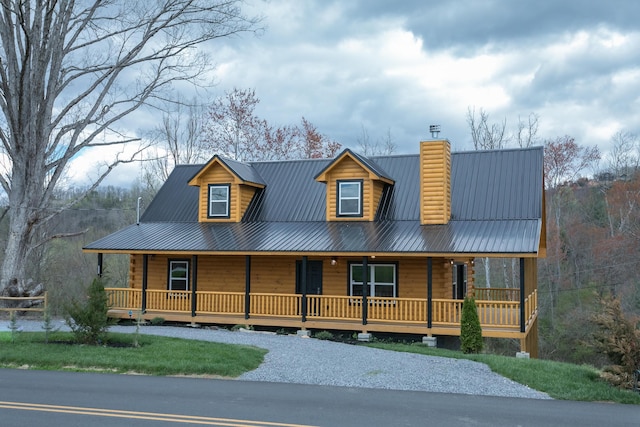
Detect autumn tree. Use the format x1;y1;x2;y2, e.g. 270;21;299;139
203;88;341;161
0;0;260;294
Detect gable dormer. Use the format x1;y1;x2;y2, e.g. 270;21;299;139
315;149;394;221
188;156;265;222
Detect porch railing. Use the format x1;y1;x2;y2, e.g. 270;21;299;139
105;288;531;329
474;287;520;301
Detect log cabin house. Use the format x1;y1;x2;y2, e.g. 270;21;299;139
83;139;545;356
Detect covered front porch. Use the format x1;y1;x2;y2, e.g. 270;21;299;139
105;287;539;355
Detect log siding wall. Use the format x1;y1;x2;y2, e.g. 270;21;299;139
128;255;466;299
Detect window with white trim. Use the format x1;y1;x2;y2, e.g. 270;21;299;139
168;260;189;291
349;263;396;297
208;184;230;218
337;180;362;216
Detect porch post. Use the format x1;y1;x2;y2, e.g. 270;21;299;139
362;256;368;325
97;253;103;278
245;255;251;319
191;255;198;317
427;257;433;328
519;257;526;333
301;256;308;322
141;254;148;313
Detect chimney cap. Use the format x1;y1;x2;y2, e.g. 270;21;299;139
429;124;441;138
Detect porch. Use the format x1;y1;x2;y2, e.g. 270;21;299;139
105;287;538;351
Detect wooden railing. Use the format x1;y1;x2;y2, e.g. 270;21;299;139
0;292;48;313
250;293;300;318
524;289;538;328
367;297;426;323
307;295;361;320
432;299;463;325
106;288;142;311
104;289;528;329
474;287;520;301
197;291;244;314
146;289;191;312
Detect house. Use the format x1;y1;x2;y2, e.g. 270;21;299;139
83;139;545;357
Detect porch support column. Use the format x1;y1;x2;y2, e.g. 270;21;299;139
301;256;308;322
427;257;433;328
362;256;368;326
519;258;526;333
245;256;251;320
97;253;103;278
191;255;198;317
141;254;148;313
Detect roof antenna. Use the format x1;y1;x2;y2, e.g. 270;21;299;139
429;124;441;139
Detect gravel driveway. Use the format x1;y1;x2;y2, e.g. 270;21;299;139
6;320;550;399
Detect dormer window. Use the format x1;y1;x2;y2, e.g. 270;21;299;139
208;184;230;218
337;180;362;217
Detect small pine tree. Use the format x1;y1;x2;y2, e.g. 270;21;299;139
460;296;483;354
64;277;115;345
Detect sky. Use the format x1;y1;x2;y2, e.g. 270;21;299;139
93;0;640;187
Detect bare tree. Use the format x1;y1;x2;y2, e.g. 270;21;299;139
515;112;540;148
466;106;509;150
357;125;396;156
144;97;208;191
0;0;260;293
607;130;639;180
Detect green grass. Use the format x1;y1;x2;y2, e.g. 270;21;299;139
0;331;266;378
366;342;640;404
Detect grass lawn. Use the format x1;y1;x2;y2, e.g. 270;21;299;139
0;331;266;378
366;342;640;405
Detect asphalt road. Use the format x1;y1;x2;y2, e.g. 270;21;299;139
0;369;638;427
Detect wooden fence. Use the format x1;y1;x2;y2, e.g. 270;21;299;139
0;292;48;314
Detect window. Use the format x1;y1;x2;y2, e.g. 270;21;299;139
168;260;189;291
349;263;396;297
208;184;230;218
337;180;362;216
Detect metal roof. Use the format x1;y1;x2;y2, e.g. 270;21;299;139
86;146;544;255
85;219;541;254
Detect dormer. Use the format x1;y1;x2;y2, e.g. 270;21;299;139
314;149;394;221
188;156;265;222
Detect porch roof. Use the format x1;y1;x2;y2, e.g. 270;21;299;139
84;218;542;255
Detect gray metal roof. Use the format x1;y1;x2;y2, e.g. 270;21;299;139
85;146;544;255
314;148;394;183
85;219;541;254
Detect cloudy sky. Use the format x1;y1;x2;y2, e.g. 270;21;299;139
99;0;640;186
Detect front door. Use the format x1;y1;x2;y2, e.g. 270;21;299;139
295;260;323;295
296;260;323;316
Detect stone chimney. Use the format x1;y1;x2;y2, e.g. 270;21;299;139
420;139;451;225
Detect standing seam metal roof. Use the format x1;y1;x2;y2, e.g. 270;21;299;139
85;146;544;255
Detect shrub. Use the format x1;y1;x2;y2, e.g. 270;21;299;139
591;293;640;389
314;330;334;340
64;277;115;345
150;317;165;326
460;296;483;353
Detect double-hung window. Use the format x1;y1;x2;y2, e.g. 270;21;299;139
208;184;230;218
349;263;397;298
337;180;362;216
168;260;189;291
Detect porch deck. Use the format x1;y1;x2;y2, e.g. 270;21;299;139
106;288;538;340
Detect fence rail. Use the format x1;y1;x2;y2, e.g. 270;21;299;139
0;293;48;313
